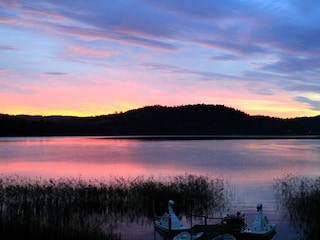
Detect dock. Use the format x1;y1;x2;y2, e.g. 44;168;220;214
154;216;275;240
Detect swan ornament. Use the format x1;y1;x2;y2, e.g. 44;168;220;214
242;203;276;237
155;200;190;233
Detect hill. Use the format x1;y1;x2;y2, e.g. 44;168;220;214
0;104;320;136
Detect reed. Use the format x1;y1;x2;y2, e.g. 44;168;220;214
274;174;320;240
0;174;229;239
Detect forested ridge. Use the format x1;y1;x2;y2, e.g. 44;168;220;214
1;104;320;136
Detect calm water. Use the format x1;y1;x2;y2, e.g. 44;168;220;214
1;136;320;239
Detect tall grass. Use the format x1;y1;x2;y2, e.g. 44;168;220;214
0;174;229;239
274;174;320;240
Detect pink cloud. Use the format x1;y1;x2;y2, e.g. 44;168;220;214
51;25;179;51
60;43;119;59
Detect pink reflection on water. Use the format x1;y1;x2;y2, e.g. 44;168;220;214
0;161;200;181
0;137;319;183
0;161;145;179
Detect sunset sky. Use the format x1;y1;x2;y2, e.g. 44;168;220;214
1;0;320;118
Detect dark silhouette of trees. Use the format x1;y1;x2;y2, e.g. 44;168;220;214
0;104;319;136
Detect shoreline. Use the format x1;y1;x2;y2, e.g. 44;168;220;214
1;135;319;140
99;135;320;140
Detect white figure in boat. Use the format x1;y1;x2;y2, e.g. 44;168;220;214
251;203;269;231
243;203;275;236
155;200;190;232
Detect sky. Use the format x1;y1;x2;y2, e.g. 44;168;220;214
1;0;320;118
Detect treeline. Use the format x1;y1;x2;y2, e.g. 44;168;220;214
1;104;320;136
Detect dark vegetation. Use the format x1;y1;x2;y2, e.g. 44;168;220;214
1;104;320;136
0;174;228;240
274;174;320;240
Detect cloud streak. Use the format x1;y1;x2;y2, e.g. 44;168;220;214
0;45;18;51
295;96;320;111
42;72;68;76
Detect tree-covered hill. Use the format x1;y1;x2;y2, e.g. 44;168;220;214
0;104;319;136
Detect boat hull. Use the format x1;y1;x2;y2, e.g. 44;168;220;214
213;233;237;240
173;231;204;240
242;224;276;238
154;221;190;233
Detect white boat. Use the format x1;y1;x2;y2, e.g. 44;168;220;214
173;231;204;240
213;233;237;240
242;203;276;237
154;200;190;233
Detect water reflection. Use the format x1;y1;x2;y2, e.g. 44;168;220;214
1;137;319;180
274;174;320;240
0;137;319;239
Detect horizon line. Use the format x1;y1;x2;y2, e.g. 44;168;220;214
1;104;319;119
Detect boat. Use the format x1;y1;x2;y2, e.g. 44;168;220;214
173;231;204;240
222;211;247;235
154;200;190;233
242;203;276;237
213;233;237;240
223;211;246;225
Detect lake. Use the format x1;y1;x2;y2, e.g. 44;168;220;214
0;136;319;239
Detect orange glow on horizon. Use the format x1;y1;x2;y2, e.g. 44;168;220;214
1;84;319;118
0;103;141;117
1;103;319;118
1;69;319;118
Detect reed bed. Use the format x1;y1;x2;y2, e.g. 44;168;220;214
0;174;229;239
274;174;320;240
